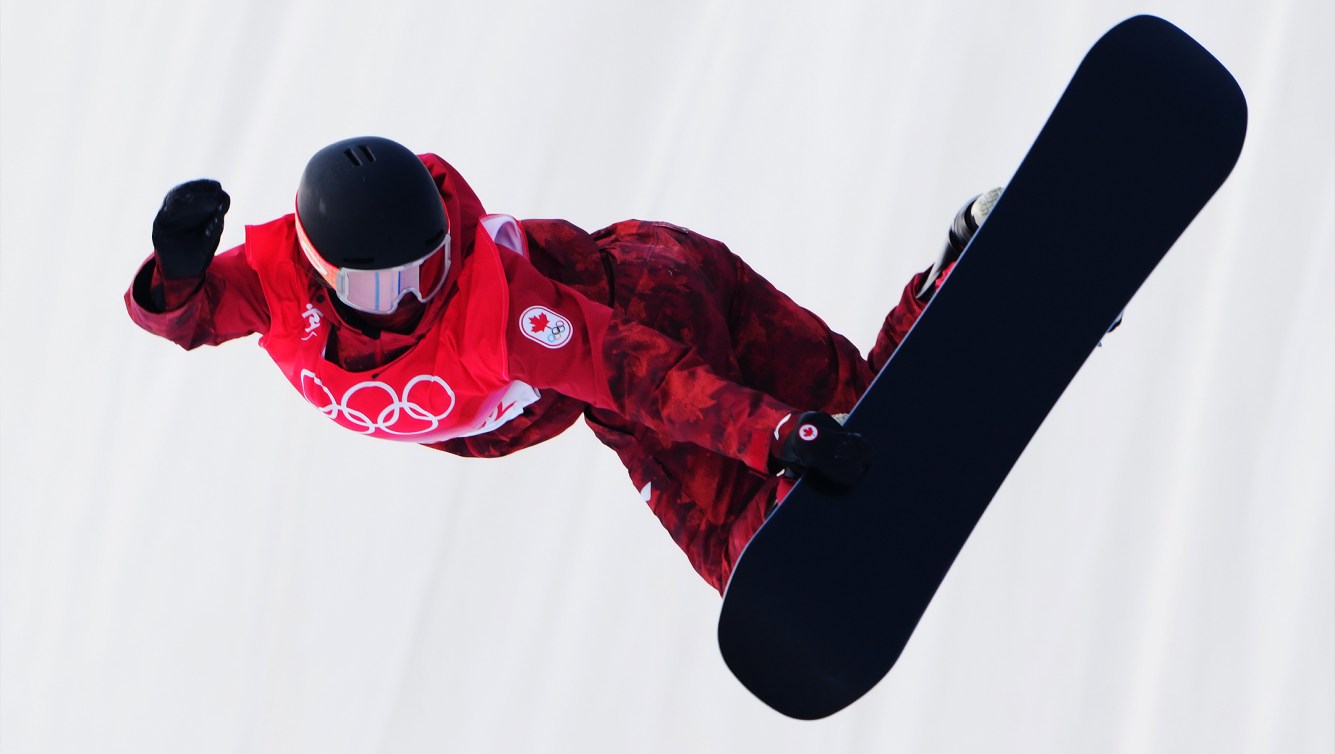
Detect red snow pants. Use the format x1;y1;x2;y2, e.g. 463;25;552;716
582;221;927;592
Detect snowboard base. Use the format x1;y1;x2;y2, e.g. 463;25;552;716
717;15;1247;720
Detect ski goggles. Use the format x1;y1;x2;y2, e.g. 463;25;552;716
295;217;451;315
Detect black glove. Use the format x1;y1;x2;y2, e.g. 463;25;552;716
770;412;874;487
152;179;231;280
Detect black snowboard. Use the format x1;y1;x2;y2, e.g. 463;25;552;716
717;15;1247;720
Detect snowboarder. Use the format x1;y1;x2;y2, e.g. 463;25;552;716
125;135;991;592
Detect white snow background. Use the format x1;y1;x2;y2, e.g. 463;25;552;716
2;1;1331;752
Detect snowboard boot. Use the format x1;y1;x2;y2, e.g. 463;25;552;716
916;187;1005;302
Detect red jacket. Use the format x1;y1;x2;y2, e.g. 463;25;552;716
125;155;796;473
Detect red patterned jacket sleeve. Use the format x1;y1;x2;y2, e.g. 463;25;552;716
124;244;271;349
500;250;794;474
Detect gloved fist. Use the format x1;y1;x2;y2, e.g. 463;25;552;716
770;412;874;487
152;179;231;280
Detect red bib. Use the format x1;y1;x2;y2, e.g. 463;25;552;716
245;214;540;442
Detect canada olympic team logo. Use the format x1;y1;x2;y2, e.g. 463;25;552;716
519;306;572;349
299;370;457;436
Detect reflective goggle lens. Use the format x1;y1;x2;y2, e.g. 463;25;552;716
335;246;447;314
295;214;450;314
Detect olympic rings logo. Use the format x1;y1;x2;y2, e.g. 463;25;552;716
520;306;573;349
299;370;457;436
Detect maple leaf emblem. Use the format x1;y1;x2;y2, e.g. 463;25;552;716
519;306;571;349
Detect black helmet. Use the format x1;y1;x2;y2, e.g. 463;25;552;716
295;136;448;270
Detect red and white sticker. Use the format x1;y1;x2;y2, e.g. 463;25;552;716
799;425;820;441
520;306;572;349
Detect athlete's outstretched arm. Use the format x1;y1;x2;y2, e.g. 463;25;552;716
124;180;270;349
